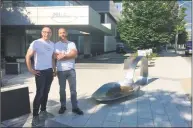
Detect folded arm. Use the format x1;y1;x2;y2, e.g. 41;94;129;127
56;49;78;61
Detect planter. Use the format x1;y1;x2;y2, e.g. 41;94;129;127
1;85;31;121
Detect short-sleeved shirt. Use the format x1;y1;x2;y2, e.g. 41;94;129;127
54;41;77;71
28;38;54;70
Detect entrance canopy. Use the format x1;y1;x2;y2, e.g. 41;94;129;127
1;6;112;36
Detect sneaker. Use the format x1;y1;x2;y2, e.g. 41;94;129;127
72;108;84;115
39;110;49;119
58;106;66;114
31;116;40;126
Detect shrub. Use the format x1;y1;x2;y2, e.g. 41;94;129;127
131;52;159;60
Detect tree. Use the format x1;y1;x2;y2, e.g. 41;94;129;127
117;0;187;52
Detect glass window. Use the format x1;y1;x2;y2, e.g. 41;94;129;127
100;13;105;23
24;1;67;6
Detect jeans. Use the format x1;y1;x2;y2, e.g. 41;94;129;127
57;69;78;109
33;68;53;116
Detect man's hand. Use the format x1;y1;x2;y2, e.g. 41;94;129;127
56;53;66;60
53;71;57;77
29;69;41;76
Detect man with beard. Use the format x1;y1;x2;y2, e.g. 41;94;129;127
54;28;83;115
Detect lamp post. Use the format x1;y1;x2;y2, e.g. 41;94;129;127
175;1;190;53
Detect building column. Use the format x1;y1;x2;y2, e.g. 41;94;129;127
104;13;108;52
52;27;57;42
83;35;91;58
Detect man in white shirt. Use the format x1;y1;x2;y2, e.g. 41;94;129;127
54;28;83;115
25;26;56;125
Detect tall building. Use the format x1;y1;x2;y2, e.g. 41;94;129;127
1;0;121;59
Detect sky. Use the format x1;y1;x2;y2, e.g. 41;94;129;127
178;0;192;31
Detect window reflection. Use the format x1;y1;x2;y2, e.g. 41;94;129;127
24;1;80;6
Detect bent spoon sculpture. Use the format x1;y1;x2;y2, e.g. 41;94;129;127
92;56;148;102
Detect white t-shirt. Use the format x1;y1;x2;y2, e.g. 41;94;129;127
54;41;77;71
29;38;54;70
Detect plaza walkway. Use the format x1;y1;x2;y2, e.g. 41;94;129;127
1;52;191;127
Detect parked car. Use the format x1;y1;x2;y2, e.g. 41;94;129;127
185;41;192;55
116;43;126;53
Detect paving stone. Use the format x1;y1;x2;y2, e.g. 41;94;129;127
137;103;153;119
120;115;137;126
110;104;124;113
153;114;171;127
149;97;159;103
85;114;105;127
44;119;72;127
168;114;189;127
164;104;181;116
138;103;151;112
137;97;150;105
103;121;119;127
10;122;28;127
159;93;173;102
138;111;153;120
170;120;189;127
68;114;91;127
84;119;103;127
105;112;122;122
176;104;192;113
180;112;192;123
171;97;192;107
154;118;171;127
149;92;162;100
92;104;111;116
119;121;137;127
86;105;111;126
1;124;6;127
150;103;166;115
53;111;76;125
138;118;154;127
153;113;169;121
1;114;32;126
124;101;137;109
122;107;137;118
47;105;61;117
186;120;192;127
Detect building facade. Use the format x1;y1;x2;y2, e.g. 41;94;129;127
1;0;121;59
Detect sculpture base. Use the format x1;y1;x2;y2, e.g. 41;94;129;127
92;82;140;102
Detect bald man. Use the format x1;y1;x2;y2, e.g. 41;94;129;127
54;28;83;115
25;26;56;126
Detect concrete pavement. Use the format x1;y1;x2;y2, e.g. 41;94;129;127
1;52;192;127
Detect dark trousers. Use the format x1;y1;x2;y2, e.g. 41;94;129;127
33;68;53;116
57;69;78;109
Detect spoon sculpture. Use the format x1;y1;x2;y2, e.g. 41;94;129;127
92;56;148;102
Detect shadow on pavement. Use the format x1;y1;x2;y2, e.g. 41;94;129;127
1;88;191;127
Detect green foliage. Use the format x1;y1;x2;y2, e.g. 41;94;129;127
117;1;187;51
131;52;159;60
147;53;159;60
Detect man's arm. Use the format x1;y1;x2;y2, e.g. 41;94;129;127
25;49;40;75
25;49;34;72
57;49;78;61
52;53;57;73
63;49;77;60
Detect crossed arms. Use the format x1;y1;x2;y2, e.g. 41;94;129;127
55;49;77;61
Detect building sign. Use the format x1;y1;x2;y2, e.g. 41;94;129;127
51;12;78;23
